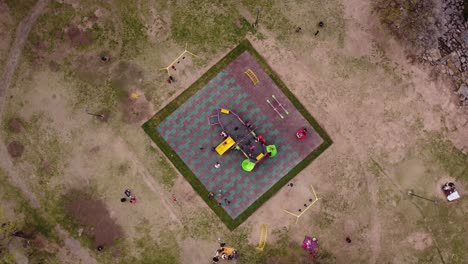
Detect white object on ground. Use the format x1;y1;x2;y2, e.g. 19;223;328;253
447;191;460;201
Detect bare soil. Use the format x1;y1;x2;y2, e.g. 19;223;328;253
64;191;123;247
7;141;24;158
8;118;23;133
66;25;94;47
121;95;152;124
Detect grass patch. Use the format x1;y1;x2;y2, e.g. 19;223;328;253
145;145;177;189
423;135;468;181
181;208;222;240
4;0;37;20
242;0;292;40
1;112;65;186
62;65;127;111
31;1;75;50
171;0;251;54
0;169;57;241
142;39;332;229
116;0;147;58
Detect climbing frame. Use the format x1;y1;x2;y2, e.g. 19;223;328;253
244;69;259;86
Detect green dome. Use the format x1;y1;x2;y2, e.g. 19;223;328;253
266;145;277;157
242;159;256;172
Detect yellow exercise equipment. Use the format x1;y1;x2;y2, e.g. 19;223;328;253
215;136;235;155
283;185;320;224
244;69;259;86
220;108;230;114
257;224;268;251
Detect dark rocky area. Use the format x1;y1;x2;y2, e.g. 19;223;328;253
376;0;468;107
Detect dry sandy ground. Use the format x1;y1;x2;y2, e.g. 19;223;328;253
0;0;467;263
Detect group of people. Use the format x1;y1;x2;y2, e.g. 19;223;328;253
208;191;231;206
121;189;137;204
212;242;238;262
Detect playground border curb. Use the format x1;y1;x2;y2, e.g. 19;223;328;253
142;39;332;230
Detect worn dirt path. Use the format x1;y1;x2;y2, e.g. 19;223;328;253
0;1;98;263
0;0;50;110
0;0;51;209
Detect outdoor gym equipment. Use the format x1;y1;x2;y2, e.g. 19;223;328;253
284;185;319;224
160;44;198;76
266;95;288;119
257;224;268;251
244;69;259;85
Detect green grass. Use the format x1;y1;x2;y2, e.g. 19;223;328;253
31;1;75;50
242;0;292;41
423;135;468;181
4;0;37;20
142;39;332;230
0;169;57;241
116;0;147;58
171;0;251;54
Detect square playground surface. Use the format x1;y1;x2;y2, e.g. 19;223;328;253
144;41;331;228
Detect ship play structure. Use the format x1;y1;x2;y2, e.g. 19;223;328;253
209;108;278;172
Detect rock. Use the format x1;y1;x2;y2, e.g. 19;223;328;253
457;84;468;99
428;49;442;61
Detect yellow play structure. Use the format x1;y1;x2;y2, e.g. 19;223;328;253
215;136;235;155
244;69;259;85
257;224;268;251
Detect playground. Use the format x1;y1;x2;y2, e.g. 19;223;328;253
149;43;329;223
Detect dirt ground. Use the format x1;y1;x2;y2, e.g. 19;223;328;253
0;0;467;263
64;191;123;247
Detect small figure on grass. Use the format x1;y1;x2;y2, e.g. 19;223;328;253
124;189;132;197
295;26;302;33
130;196;137;204
346;237;352;243
101;56;109;62
171;65;176;71
208;192;215;200
167;78;172;84
97;245;104;251
120;198;127;203
169;75;175;82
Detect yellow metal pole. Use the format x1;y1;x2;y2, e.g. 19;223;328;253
283;209;299;217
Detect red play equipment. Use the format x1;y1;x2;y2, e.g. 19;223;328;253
296;128;308;140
